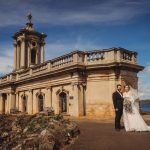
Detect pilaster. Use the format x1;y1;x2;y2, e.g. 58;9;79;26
46;86;52;108
20;37;26;68
0;93;2;114
41;43;45;63
13;42;17;71
28;89;33;114
72;83;84;117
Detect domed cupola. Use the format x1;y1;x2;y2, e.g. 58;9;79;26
13;13;47;71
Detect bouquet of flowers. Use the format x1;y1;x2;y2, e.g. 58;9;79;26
123;98;133;113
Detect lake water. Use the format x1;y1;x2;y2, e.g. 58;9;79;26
140;103;150;112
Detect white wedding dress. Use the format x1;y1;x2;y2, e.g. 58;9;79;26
123;89;150;132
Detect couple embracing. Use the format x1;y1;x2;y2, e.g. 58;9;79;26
112;84;150;132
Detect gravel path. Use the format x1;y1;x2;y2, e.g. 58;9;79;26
67;116;150;150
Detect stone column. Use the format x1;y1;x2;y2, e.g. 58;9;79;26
17;45;21;69
73;83;84;117
41;43;45;63
28;46;30;67
16;46;19;69
11;93;16;109
18;93;22;112
28;89;33;114
50;87;52;107
84;54;87;63
8;92;16;113
132;53;136;64
82;83;86;116
73;53;79;63
6;93;10;113
109;76;116;117
116;50;121;62
13;42;17;71
79;84;84;116
0;93;2;114
15;92;19;110
46;87;52;108
36;49;38;64
20;38;26;69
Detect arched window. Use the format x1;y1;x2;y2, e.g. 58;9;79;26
22;95;27;112
59;92;67;113
31;49;36;65
38;94;44;112
2;93;7;114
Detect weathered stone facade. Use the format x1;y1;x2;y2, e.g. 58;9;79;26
0;15;144;118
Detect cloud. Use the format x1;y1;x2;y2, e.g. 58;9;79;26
0;37;106;76
0;0;150;26
45;37;106;60
0;0;149;98
0;45;13;75
138;63;150;100
0;35;149;101
144;63;150;74
138;85;150;100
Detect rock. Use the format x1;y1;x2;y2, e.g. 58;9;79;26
26;133;39;138
0;114;80;150
23;127;28;133
11;144;22;150
1;132;9;138
40;129;47;136
10;108;20;114
44;107;55;116
39;129;55;150
39;142;55;150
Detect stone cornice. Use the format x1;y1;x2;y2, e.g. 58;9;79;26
0;61;144;88
86;62;144;72
12;29;47;39
0;48;144;89
85;47;138;55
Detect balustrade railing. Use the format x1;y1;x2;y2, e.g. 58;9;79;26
18;70;30;79
1;76;7;83
32;63;48;74
85;48;137;64
0;48;137;84
51;54;73;68
121;50;137;63
86;51;105;62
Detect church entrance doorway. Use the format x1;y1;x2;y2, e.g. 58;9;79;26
59;92;67;113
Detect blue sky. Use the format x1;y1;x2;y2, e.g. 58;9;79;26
0;0;150;99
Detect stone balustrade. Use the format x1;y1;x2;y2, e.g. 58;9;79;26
32;63;48;74
84;48;137;64
121;49;137;63
0;48;137;84
85;51;105;62
51;53;73;68
0;76;8;83
18;70;30;80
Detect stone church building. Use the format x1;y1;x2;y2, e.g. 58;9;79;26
0;15;144;118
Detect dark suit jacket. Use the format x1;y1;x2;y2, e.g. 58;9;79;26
112;91;124;110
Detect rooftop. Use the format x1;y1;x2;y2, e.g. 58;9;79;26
0;47;144;87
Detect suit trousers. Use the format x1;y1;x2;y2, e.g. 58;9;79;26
115;109;123;129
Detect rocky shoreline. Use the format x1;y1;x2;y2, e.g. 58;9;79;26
0;114;80;150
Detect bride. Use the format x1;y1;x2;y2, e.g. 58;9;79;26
123;85;150;132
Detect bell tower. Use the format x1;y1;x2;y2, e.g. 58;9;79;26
13;13;47;71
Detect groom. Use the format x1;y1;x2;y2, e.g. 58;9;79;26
112;84;124;131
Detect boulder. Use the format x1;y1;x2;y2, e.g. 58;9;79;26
0;114;80;150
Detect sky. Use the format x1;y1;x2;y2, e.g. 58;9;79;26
0;0;150;99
